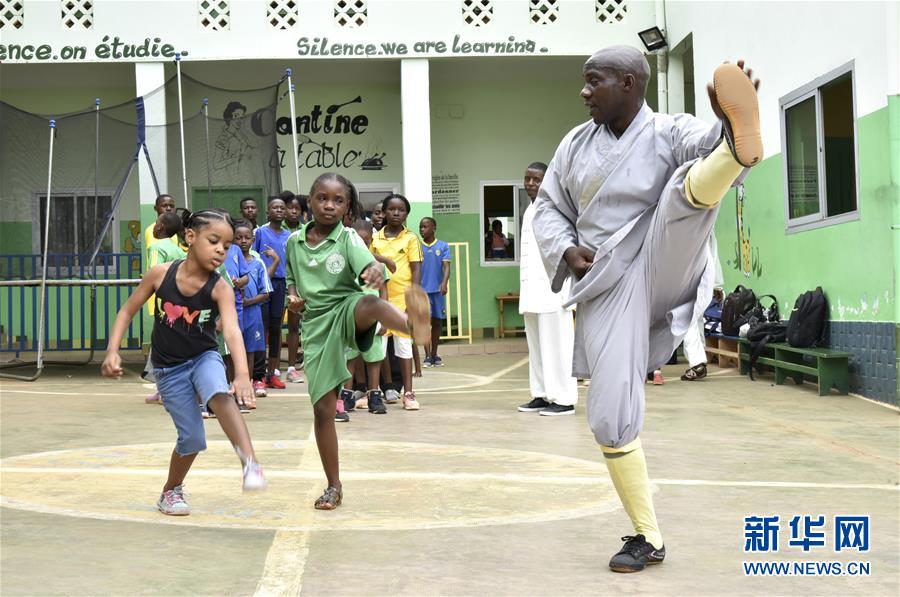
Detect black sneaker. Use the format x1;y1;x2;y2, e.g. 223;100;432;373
680;363;707;381
539;403;574;416
518;397;551;412
432;355;443;367
334;410;349;423
368;390;388;415
609;535;666;573
339;388;356;412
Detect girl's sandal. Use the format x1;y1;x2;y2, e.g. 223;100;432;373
314;486;343;510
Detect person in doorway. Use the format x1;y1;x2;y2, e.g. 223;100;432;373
253;197;292;389
533;47;762;572
517;161;578;416
102;208;267;516
418;217;451;368
681;237;724;381
284;173;430;509
486;219;510;259
370;203;385;231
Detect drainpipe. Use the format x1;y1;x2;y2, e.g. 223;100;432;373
655;0;669;113
886;2;900;400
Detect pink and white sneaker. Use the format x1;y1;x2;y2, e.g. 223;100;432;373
253;380;267;398
145;392;161;404
157;484;190;515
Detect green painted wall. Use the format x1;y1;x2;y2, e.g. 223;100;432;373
715;105;895;323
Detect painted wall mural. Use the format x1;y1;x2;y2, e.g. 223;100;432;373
733;184;762;278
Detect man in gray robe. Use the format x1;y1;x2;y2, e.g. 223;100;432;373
534;46;761;572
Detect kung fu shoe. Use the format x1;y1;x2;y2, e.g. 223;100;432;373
713;62;763;167
609;535;666;573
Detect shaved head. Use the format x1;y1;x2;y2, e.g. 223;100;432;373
585;45;650;99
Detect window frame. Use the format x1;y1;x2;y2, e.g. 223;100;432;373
478;179;526;268
779;60;860;234
30;188;119;259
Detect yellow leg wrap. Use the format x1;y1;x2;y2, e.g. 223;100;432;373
601;441;663;549
684;141;744;208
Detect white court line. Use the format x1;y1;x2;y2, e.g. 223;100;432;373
3;466;896;492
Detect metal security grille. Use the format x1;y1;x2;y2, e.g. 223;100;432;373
199;0;230;30
334;0;366;27
60;0;92;29
267;0;298;29
462;0;492;27
0;0;24;29
595;0;627;23
529;0;558;25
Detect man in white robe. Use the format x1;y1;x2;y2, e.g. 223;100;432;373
517;161;578;416
534;46;762;572
681;236;724;381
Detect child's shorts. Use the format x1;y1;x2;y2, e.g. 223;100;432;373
302;293;378;404
345;324;387;363
242;307;267;353
428;292;446;320
153;350;230;456
384;334;413;359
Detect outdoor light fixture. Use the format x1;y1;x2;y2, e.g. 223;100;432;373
638;26;668;52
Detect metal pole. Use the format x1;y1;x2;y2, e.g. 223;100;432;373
93;98;101;278
202;98;213;208
286;68;301;192
655;0;669;114
176;53;190;209
36;119;56;371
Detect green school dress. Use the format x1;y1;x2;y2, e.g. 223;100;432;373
285;223;379;404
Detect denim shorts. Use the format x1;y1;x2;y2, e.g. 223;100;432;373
153;350;230;456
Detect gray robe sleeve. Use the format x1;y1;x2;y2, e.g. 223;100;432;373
533;130;581;293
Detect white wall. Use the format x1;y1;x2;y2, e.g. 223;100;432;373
665;0;897;156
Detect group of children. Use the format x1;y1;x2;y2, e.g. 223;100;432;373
103;175;453;514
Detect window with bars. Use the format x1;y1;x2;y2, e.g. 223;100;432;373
595;0;626;24
267;0;298;29
33;193;115;264
334;0;366;27
780;62;858;232
0;0;24;29
61;0;93;29
529;0;558;24
462;0;492;26
199;0;230;30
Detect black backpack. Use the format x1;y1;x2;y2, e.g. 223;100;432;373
746;321;788;380
786;287;828;348
721;285;757;336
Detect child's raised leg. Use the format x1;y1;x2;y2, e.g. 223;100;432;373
312;389;343;509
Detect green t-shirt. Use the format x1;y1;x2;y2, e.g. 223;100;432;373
146;237;186;269
285;222;377;318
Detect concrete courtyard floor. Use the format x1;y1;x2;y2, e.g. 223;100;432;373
1;347;898;596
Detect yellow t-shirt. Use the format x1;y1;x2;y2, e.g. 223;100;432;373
370;226;423;311
143;223;177;316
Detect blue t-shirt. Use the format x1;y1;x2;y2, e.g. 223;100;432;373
224;243;248;319
241;255;273;352
252;222;291;279
420;239;451;293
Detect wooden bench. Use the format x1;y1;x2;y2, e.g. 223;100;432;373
496;294;525;338
738;340;852;396
705;333;740;368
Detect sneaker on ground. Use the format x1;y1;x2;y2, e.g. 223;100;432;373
423;356;434;368
403;391;420;411
432;355;443;367
517;397;551;412
367;390;387;414
404;285;432;346
158;485;190;515
201;408;216;419
384;389;400;404
680;363;707;381
273;368;281;378
335;398;350;423
286;368;305;384
355;393;369;411
609;534;666;573
242;458;268;491
539;403;575;416
145;392;162;404
652;370;664;385
352;389;365;407
253;380;268;397
339;388;356;412
267;375;286;390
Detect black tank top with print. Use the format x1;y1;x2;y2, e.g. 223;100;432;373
151;260;221;368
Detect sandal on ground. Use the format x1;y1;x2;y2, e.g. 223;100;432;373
314;486;343;510
680;363;708;381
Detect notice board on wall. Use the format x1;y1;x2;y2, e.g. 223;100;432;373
432;173;460;214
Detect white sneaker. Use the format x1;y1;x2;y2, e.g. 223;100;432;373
384;389;400;404
273;368;281;378
158;485;190;515
242;458;268;491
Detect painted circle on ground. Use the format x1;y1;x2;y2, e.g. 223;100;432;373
1;440;623;531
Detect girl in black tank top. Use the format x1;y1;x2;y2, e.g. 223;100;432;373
101;209;266;512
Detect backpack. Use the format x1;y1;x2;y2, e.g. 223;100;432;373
786;287;828;348
703;297;723;335
746;321;788;380
721;285;757;336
